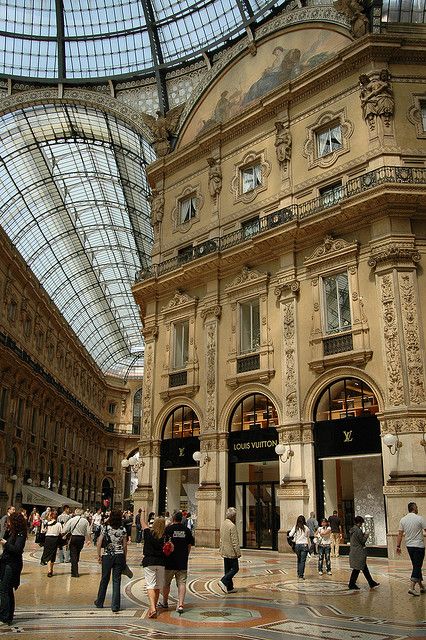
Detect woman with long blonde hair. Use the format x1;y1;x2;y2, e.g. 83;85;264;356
141;511;166;618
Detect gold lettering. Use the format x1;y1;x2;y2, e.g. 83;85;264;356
343;430;353;443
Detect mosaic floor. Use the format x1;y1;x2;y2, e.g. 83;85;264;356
1;537;425;639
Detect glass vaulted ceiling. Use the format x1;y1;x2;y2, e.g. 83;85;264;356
0;0;287;81
0;104;155;377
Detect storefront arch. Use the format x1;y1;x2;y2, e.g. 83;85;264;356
308;371;387;552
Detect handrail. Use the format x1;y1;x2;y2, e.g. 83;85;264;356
135;166;426;282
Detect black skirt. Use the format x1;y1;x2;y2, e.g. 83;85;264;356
40;535;59;564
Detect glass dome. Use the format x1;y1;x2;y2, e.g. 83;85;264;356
0;0;288;81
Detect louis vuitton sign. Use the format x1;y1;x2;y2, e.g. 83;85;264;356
314;416;381;459
230;427;279;463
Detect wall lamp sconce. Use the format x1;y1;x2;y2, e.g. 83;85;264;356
26;477;33;485
192;451;211;467
275;443;294;463
40;480;46;487
121;455;145;472
383;432;402;455
9;474;17;482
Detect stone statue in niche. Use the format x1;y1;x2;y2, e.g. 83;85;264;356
142;105;184;156
334;0;369;39
359;69;395;130
207;157;222;199
274;121;292;165
150;189;165;227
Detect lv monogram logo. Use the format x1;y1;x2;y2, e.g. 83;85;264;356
343;430;353;443
179;447;185;457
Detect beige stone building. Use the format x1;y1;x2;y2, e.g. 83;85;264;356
132;11;426;556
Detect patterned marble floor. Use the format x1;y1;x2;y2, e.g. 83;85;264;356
1;537;425;639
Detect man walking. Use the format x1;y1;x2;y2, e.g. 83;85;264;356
396;502;426;596
0;506;15;540
62;508;91;577
306;511;318;555
159;511;194;614
218;507;241;594
328;510;343;558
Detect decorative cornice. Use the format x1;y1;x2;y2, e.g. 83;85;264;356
368;245;421;269
305;235;359;271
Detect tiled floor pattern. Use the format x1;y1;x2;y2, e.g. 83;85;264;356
0;539;425;638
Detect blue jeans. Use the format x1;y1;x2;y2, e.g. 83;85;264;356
407;546;425;584
221;557;239;591
95;554;125;611
318;545;331;572
295;544;309;578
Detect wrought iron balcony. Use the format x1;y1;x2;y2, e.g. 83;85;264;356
237;353;260;373
135;166;426;282
323;332;354;356
169;370;188;387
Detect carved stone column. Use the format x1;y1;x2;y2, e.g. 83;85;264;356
369;237;426;557
275;278;310;551
194;305;223;548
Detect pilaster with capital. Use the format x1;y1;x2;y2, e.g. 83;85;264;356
275;279;300;423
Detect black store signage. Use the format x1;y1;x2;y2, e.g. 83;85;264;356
229;427;279;463
315;416;381;459
160;436;200;469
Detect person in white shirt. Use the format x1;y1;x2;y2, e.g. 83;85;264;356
317;518;332;575
396;502;426;596
289;515;310;580
62;508;91;578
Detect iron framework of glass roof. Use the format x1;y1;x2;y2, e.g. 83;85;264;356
0;0;288;83
0;103;155;377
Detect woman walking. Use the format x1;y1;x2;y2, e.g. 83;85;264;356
348;516;380;590
141;510;166;618
317;518;332;575
289;515;310;580
40;509;62;577
0;512;27;626
94;509;128;613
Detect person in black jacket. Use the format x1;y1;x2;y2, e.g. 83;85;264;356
159;511;194;614
0;511;27;626
140;510;166;618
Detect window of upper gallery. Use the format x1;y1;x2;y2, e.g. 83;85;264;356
242;216;260;239
162;405;200;439
106;449;113;471
229;393;278;432
421;102;426;131
7;299;17;323
240;298;260;354
314;377;379;422
0;387;9;429
179;195;197;224
108;402;117;416
319;181;343;207
173;319;189;370
316;124;343;158
241;163;262;193
322;271;351;335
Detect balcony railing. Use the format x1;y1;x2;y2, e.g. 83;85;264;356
237;353;260;373
135;166;426;282
323;332;354;356
169;370;188;387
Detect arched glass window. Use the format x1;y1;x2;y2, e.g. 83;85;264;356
132;388;142;435
314;378;378;422
229;393;278;432
163;406;200;439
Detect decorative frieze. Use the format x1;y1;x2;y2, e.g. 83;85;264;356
379;274;404;406
399;272;425;404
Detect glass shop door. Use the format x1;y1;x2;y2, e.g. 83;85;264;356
235;481;278;550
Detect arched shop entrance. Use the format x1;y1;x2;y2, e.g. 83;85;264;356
314;377;386;551
228;393;280;550
158;405;200;517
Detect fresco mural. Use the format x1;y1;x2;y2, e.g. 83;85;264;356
180;28;351;145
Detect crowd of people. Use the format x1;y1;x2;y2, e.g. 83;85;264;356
0;501;424;626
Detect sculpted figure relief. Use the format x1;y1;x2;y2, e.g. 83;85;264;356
207;157;222;198
359;69;395;129
141;105;184;156
334;0;369;38
150;189;165;227
274;121;292;164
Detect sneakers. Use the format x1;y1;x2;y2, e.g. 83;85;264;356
408;588;420;596
318;571;323;576
327;571;332;576
157;601;169;609
218;580;228;593
349;585;360;590
227;588;238;593
370;582;380;589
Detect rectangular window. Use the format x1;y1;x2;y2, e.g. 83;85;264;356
241;164;262;193
108;402;116;415
107;449;113;469
317;124;342;157
180;196;197;224
0;388;9;420
319;181;343;207
17;398;24;427
240;299;260;354
242;216;260;239
173;320;189;370
323;272;351;334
